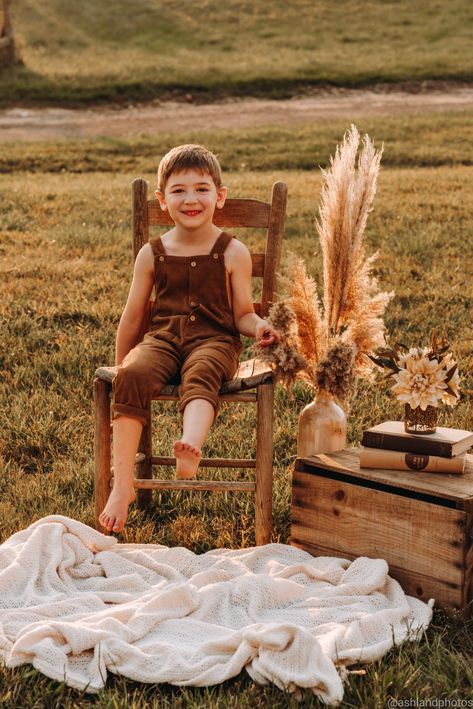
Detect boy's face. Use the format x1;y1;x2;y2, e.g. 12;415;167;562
156;169;227;231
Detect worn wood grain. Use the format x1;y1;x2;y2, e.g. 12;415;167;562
299;448;473;507
94;379;112;533
291;449;473;614
133;479;256;492
148;456;256;468
132;178;149;260
291;535;463;611
255;383;274;545
148;197;271;228
260;181;287;316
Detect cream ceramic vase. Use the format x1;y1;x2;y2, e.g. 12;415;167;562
297;389;347;457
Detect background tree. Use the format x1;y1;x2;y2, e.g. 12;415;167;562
0;0;19;67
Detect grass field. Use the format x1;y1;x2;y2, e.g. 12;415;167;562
1;0;473;105
1;109;473;705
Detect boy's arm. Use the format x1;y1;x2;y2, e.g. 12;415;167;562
115;244;155;365
229;240;279;346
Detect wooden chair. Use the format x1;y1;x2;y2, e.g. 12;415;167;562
94;179;287;545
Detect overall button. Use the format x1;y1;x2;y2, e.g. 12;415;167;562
190;261;197;267
212;253;219;259
158;255;165;261
190;301;198;308
190;314;196;322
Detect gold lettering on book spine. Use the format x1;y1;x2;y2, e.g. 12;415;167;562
405;453;429;470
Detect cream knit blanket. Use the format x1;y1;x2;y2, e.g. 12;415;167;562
0;516;433;704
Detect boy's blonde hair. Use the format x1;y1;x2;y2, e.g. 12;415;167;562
157;144;222;192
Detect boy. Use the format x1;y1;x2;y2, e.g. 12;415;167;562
99;144;279;533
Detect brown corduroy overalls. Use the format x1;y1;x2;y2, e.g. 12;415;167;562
112;231;242;425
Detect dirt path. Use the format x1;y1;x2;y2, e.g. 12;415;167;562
1;86;473;142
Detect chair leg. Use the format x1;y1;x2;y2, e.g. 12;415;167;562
94;378;112;532
255;382;274;545
137;406;153;510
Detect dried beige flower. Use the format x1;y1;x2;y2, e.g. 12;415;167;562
255;300;312;389
280;254;326;366
315;341;356;401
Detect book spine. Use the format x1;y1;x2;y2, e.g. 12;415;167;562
360;447;466;473
361;431;454;458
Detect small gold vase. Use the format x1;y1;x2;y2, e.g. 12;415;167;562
404;404;438;435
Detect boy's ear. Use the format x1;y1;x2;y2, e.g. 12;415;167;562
216;185;228;210
155;189;168;211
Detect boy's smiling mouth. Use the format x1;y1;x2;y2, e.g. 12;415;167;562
182;210;201;216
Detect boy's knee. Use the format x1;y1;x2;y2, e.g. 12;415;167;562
178;360;226;416
113;360;152;420
114;359;149;389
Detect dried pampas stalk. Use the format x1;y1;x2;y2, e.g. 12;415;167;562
316;125;383;336
341;252;394;376
255;300;311;390
280;254;326;367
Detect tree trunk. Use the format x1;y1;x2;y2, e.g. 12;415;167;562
0;0;19;67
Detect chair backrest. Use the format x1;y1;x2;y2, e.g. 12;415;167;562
131;179;287;317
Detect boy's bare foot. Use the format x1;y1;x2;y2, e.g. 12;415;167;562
99;487;136;533
173;440;202;479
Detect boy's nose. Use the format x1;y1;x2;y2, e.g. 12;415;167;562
184;192;198;203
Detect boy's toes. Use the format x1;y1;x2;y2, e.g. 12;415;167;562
102;515;113;532
99;512;108;529
112;518;124;533
173;439;202;479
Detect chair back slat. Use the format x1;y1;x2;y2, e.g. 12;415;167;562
132;178;287;317
148;198;271;228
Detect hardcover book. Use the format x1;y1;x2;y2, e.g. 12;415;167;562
360;447;467;474
361;421;473;458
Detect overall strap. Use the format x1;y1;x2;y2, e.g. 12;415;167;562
211;231;234;255
149;235;166;256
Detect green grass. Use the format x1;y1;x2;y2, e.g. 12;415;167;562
2;0;473;105
1;114;473;705
2;110;473;176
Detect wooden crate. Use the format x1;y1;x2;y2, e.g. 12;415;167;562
290;448;473;615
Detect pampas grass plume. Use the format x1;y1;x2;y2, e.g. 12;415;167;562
281;254;326;366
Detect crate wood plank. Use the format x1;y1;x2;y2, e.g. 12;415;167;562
290;536;461;610
298;448;473;509
291;471;464;589
462;512;473;609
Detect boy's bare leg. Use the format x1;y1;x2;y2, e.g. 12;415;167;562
174;398;215;479
99;415;142;533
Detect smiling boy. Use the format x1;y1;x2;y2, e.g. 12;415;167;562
99;144;279;533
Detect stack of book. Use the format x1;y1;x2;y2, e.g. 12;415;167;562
360;421;473;474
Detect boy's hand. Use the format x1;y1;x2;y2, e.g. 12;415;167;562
255;321;280;347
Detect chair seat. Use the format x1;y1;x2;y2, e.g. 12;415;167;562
95;357;274;395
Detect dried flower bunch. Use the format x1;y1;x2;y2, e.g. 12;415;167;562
260;300;311;390
257;125;393;402
369;332;461;411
